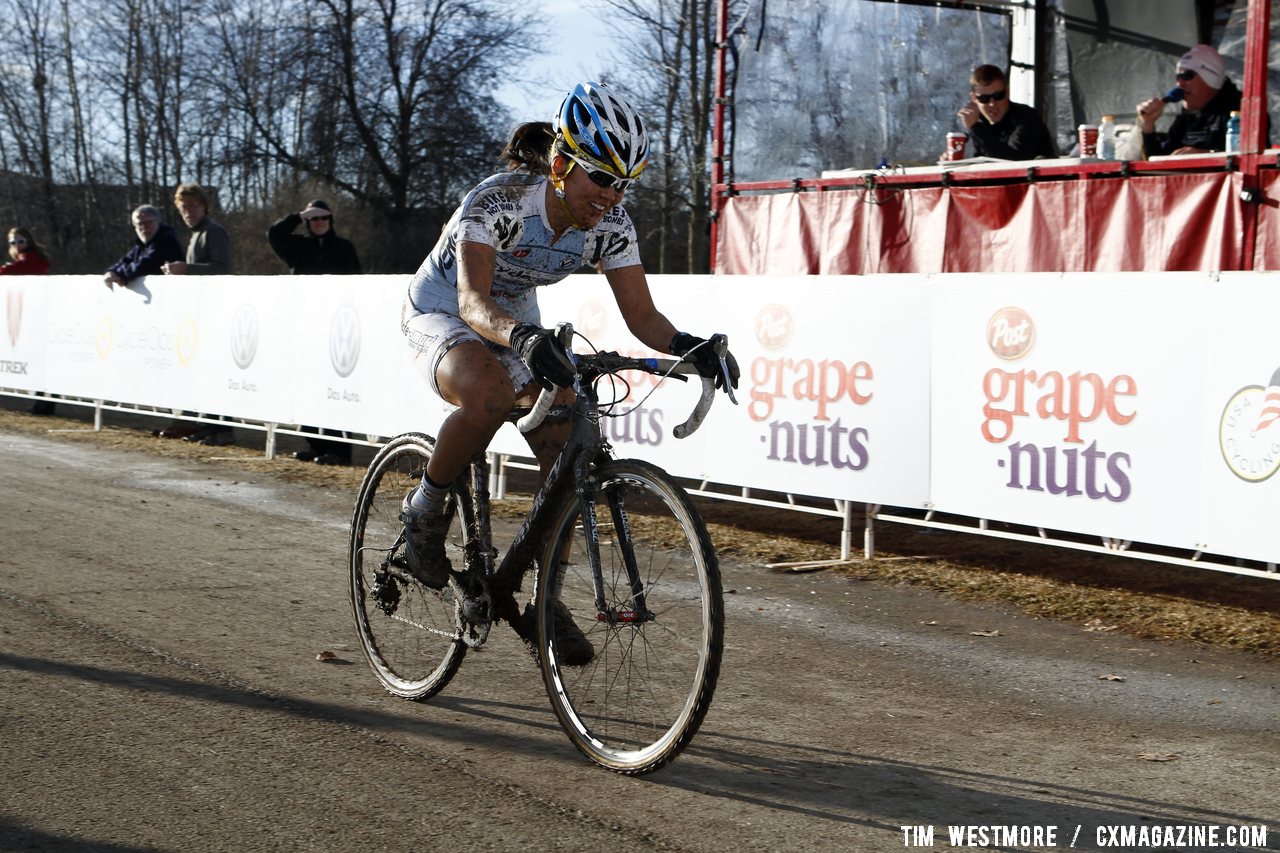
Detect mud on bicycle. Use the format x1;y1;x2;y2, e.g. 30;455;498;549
348;325;735;774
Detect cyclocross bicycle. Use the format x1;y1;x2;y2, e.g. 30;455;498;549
348;325;733;774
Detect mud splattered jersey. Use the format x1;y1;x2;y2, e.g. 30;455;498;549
406;171;641;318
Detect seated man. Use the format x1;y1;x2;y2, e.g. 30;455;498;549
1137;44;1240;156
956;64;1058;160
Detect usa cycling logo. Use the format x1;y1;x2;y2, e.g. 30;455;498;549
229;303;259;370
329;300;361;378
1219;365;1280;483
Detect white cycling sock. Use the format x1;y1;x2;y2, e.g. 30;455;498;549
407;476;448;514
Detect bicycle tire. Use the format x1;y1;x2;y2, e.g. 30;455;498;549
349;432;468;700
534;459;724;774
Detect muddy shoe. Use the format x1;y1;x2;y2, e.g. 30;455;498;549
399;499;451;590
524;599;595;666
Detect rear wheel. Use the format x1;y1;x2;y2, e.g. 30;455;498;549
534;460;723;774
349;433;469;699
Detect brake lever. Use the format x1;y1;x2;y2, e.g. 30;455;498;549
710;334;738;405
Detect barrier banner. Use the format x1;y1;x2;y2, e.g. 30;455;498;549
8;271;1279;566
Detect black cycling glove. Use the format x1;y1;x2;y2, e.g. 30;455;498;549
671;331;740;391
509;323;576;390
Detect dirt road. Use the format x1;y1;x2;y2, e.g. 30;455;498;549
1;428;1276;852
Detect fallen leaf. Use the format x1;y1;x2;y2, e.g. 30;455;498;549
1084;618;1119;632
970;630;1001;637
1098;674;1126;682
1137;752;1180;762
315;650;337;661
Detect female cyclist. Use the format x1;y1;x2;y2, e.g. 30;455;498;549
399;82;737;655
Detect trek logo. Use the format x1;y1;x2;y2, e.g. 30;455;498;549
329;300;361;378
0;359;28;374
230;303;259;370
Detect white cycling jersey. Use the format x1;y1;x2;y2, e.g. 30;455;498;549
405;171;642;321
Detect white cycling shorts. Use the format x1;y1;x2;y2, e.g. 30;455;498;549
401;302;533;398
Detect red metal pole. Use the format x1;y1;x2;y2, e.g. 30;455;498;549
709;0;728;274
1239;0;1271;270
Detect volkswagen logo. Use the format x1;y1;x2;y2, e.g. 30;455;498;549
329;302;361;378
230;303;259;370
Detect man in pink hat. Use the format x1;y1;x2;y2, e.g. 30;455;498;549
1136;44;1240;156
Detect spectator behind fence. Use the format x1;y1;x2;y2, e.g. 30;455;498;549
1138;44;1240;156
103;206;183;290
956;64;1058;160
3;227;54;414
163;182;233;276
2;226;50;276
268;198;363;466
160;183;236;446
267;198;362;275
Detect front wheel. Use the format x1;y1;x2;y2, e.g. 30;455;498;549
534;460;724;774
349;432;469;700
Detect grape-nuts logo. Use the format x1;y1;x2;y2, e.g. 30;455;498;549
755;303;792;351
329;300;361;378
987;306;1035;360
5;287;21;348
1219;366;1280;483
230;303;259;370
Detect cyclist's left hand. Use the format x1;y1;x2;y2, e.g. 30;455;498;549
671;332;740;391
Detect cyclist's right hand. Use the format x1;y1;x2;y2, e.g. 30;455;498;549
509;322;576;390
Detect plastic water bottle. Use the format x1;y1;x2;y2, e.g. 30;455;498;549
1098;115;1116;160
1226;110;1241;153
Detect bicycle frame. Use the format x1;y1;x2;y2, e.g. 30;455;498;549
463;383;614;627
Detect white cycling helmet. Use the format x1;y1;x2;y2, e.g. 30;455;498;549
554;82;650;180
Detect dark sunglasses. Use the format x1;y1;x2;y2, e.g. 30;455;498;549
974;89;1007;105
308;215;333;223
569;157;635;192
8;238;26;245
1176;70;1197;82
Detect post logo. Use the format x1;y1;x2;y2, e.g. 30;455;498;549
329;301;361;378
987;306;1034;360
1219;366;1280;482
230;303;259;370
576;299;608;339
5;287;21;347
755;303;793;351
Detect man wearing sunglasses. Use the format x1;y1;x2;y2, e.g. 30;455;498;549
1137;44;1242;156
957;64;1058;161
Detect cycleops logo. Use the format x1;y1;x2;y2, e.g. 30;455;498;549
329;301;361;378
175;318;198;367
1219;365;1280;483
987;306;1035;360
755;303;792;351
96;316;114;359
5;287;21;348
229;303;259;370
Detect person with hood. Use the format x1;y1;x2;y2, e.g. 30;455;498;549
268;199;363;465
267;199;362;275
103;206;184;289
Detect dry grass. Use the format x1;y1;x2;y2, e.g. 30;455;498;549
5;404;1278;658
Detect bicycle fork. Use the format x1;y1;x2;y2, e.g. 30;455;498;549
577;462;654;625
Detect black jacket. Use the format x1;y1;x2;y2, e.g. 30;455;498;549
1143;79;1242;156
106;224;185;281
969;101;1059;160
267;214;362;274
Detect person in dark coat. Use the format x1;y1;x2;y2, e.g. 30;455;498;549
103;205;184;289
956;64;1058;160
267;199;362;275
268;199;363;465
1138;44;1242;156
